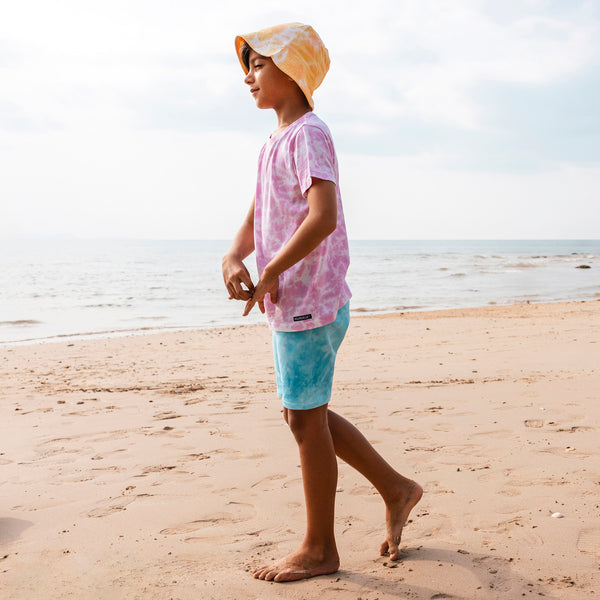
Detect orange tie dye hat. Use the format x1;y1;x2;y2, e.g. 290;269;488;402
235;22;330;109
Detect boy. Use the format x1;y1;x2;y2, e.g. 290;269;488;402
222;22;422;582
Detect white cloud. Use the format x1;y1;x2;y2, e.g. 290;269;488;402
2;0;597;133
0;0;599;240
340;154;600;239
0;128;263;239
321;1;599;130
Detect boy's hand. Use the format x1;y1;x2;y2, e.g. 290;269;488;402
243;270;279;316
222;254;255;301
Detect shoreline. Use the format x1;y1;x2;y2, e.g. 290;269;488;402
3;238;598;347
2;297;599;348
2;299;599;599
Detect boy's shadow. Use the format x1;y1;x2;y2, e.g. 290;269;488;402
328;545;562;600
0;517;33;544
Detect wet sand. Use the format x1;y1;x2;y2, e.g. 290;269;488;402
1;300;599;599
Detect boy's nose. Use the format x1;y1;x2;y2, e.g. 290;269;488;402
244;71;254;85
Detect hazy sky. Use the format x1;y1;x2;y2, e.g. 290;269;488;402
2;0;599;240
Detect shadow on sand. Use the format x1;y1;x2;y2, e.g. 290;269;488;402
0;517;34;545
295;545;565;600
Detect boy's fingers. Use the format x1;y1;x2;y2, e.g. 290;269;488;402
227;281;243;300
235;287;253;301
239;271;255;292
243;273;277;315
227;277;254;301
243;297;256;316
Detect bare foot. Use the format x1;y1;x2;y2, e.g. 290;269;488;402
252;547;340;582
379;480;423;560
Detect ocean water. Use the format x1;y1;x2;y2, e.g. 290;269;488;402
1;239;598;344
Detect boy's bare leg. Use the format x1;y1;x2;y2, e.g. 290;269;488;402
253;405;340;582
327;409;423;560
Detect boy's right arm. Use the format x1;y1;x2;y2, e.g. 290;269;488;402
222;197;256;301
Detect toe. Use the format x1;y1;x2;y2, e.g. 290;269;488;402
274;569;293;583
388;542;400;561
379;540;389;556
252;566;268;579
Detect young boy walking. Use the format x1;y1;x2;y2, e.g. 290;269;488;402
222;22;422;583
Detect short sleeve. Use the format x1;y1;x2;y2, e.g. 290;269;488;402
292;124;337;196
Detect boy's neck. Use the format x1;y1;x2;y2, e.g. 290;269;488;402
273;99;312;133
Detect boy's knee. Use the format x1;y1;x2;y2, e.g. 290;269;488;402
287;410;308;442
285;406;328;443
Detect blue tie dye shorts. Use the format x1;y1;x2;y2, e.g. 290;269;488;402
272;303;350;411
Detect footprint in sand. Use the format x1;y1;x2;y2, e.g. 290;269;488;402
250;473;286;490
475;517;543;546
577;527;600;557
415;513;460;544
404;445;441;453
89;430;131;444
555;425;594;433
153;411;182;420
86;495;137;518
496;488;522;497
186;452;211;461
141;464;177;474
505;475;567;489
424;481;455;495
184;397;205;406
350;484;379;498
442;443;482;457
160;502;256;537
282;476;302;489
159;520;220;535
540;446;592;459
470;428;514;439
524;419;544;428
34;438;85;459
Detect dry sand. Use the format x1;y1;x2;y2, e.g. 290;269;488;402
1;301;599;599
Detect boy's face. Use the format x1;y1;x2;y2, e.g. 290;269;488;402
244;49;303;109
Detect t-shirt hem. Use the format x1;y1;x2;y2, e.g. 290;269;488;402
268;293;352;333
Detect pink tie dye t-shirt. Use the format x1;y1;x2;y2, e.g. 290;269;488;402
254;112;351;332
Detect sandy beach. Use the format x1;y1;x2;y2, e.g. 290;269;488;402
1;300;599;599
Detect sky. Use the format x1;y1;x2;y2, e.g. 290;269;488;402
1;0;599;240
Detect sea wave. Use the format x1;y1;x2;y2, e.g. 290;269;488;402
0;320;42;327
1;239;598;344
503;262;542;269
352;305;424;313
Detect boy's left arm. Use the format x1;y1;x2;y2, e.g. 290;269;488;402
243;177;337;316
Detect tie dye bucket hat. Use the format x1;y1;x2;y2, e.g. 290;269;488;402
235;22;330;109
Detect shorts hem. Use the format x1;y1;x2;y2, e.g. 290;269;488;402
281;396;331;411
